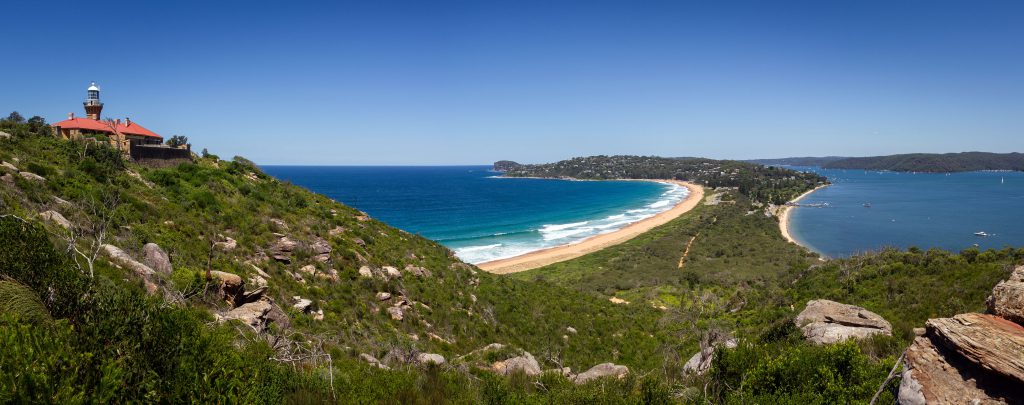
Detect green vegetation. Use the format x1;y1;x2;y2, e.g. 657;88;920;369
500;155;827;204
809;152;1024;172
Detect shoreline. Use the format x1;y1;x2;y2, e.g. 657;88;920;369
476;180;704;274
778;184;829;251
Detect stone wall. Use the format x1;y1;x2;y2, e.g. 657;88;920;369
130;144;193;168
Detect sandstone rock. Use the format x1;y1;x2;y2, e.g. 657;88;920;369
312;308;324;321
387;306;404;321
404;265;431;277
358;266;374;278
987;265;1024;325
1;173;13;184
353;238;366;246
249;263;271;279
19;172;45;182
1;161;18;172
209;270;244;303
270;237;298;263
249;274;268;289
292;296;314;313
360;353;389;369
217;300;272;332
0;131;10;140
492;352;542;376
795;299;892;344
900;335;1020;404
574;363;629;384
214;237;237;251
299;264;316;275
265;301;291;329
609;297;629;305
142;243;172;275
316;268;339;282
310;237;332;263
383;266;401;279
683;338;738;375
926;313;1024;382
101;244;155;278
416;353;445;366
287;271;305;284
39;210;72;229
269;218;289;231
239;286;268;304
328;226;346;236
376;292;392;301
566;326;577;334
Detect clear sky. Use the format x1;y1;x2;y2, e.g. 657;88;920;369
3;0;1022;164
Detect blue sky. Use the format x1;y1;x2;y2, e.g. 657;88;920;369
3;1;1022;164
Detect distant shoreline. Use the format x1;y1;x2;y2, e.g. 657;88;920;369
778;184;829;254
477;180;704;274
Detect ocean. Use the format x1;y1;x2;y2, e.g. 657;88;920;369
262;166;689;263
786;167;1024;257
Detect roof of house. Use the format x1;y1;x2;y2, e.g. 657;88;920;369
51;117;162;139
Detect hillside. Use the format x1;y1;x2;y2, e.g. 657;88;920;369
822;152;1024;172
499;155;828;205
746;156;848;167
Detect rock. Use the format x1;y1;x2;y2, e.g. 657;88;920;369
270;237;298;263
328;226;346;236
900;335;1020;404
249;263;271;279
404;265;431;278
358;266;374;278
299;264;316;275
209;270;244;303
353;238;366;246
1;161;18;172
239;286;268;304
249;274;268;288
427;333;453;344
292;296;314;313
387;306;404;321
360;353;389;370
683;338;738;375
415;353;445;365
566;326;577;334
492;352;542;376
287;271;305;284
217;300;272;332
0;131;10;140
376;292;392;301
310;237;332;262
19;171;45;182
214;237;237;251
269;218;289;231
142;243;172;275
312;308;324;321
987;265;1024;325
1;173;13;184
39;210;72;229
926;313;1024;382
101;244;155;278
265;301;291;329
383;266;401;279
52;196;71;206
573;363;629;384
315;268;339;282
609;297;629;305
794;299;892;344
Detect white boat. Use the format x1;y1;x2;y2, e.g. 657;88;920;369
974;231;989;237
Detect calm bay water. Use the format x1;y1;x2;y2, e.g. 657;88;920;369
262;166;687;263
787;167;1024;257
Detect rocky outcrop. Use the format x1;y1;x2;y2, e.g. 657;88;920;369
217;300;272;332
310;237;331;263
142;243;172;275
19;171;45;182
492;352;541;376
214;236;237;251
574;363;629;384
416;353;445;366
987;265;1024;325
382;266;401;280
270;236;298;263
795;299;892;344
39;210;72;229
683;338;737;375
209;270;244;304
492;160;521;172
897;268;1024;404
360;353;389;370
101;244;155;278
387;306;404;321
404;265;431;278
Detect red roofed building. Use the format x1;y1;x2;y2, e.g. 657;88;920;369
52;82;166;151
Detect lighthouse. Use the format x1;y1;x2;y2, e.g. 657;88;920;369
84;81;103;120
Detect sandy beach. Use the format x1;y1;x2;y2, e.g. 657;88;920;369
778;184;829;246
477;180;704;274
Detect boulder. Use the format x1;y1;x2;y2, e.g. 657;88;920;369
899;335;1021;404
492;352;542;376
292;296;314;313
683;338;738;375
249;274;268;289
566;326;577;334
794;299;892;344
360;353;389;370
239;286;268;304
142;243;172;275
1;173;13;185
387;306;404;321
19;171;45;182
269;218;289;231
358;266;374;278
383;266;401;279
299;264;316;275
609;297;629;305
328;226;346;236
1;161;18;172
101;244;155;278
0;131;10;140
310;237;332;262
573;363;629;384
209;270;244;303
376;292;392;301
415;353;445;366
217;300;272;332
249;263;271;279
404;265;431;278
265;301;291;329
270;237;298;263
214;236;237;251
39;210;72;229
987;265;1024;325
316;268;339;282
926;313;1024;382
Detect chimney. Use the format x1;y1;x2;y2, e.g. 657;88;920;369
116;118;122;126
125;117;131;126
68;112;74;119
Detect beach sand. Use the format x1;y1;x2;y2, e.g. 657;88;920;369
778;184;829;246
477;180;704;274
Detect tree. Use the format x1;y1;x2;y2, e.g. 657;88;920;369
61;192;123;278
27;116;47;133
5;111;25;124
166;135;188;147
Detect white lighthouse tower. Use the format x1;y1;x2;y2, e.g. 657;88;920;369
84;81;103;120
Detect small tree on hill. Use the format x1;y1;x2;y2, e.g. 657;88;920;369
166;135;188;147
5;111;24;124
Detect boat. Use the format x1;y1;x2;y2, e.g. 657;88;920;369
974;231;989;237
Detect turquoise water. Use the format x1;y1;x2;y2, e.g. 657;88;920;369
787;167;1024;257
262;166;688;263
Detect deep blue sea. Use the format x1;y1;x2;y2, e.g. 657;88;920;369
787;167;1024;257
262;166;688;263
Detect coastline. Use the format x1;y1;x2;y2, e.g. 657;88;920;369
778;184;829;250
477;180;704;274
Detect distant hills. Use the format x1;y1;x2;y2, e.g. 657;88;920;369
751;152;1024;173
